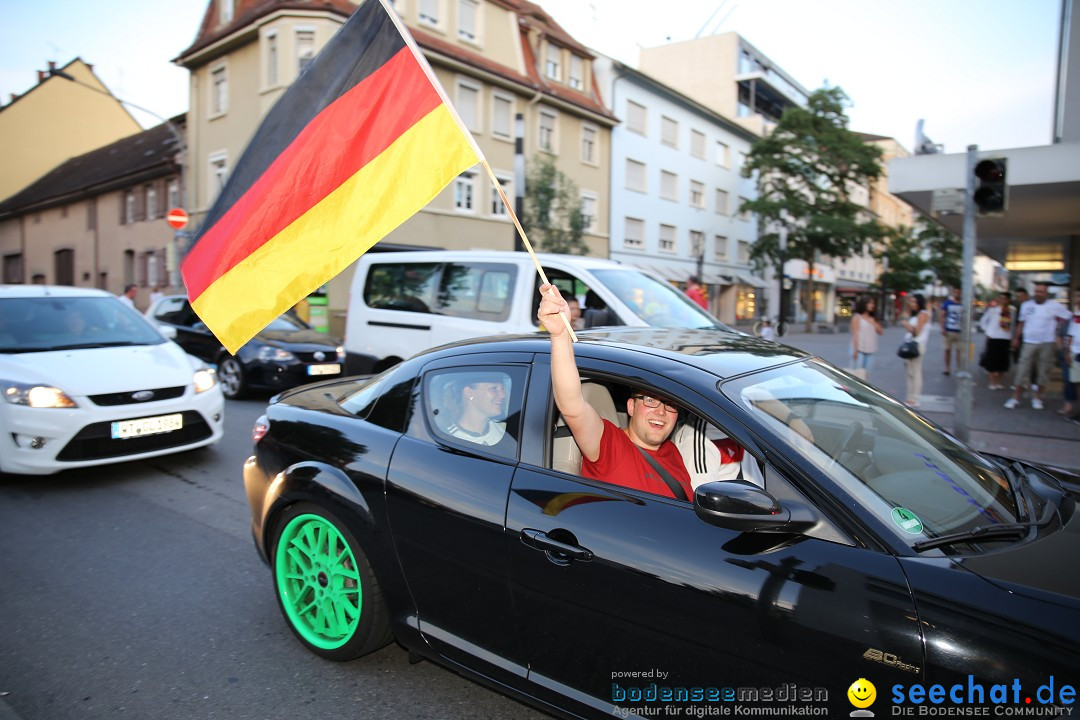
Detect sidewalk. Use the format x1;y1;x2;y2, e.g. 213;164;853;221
775;322;1080;471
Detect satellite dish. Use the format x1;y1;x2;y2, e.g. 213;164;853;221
915;119;941;155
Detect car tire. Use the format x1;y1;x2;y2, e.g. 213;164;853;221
217;356;246;399
271;502;392;661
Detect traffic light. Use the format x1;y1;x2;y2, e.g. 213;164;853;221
973;158;1007;215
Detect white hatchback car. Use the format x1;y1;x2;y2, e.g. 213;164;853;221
0;285;225;475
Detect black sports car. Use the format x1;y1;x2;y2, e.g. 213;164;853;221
146;295;344;399
242;328;1080;717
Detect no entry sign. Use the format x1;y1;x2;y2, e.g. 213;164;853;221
166;207;189;230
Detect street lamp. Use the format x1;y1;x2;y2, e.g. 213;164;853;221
48;68;187;286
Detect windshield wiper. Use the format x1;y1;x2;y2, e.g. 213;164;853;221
912;523;1037;553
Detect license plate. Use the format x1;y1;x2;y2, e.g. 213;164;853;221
307;364;342;376
111;413;184;439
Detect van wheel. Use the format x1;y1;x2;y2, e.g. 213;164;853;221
373;357;402;374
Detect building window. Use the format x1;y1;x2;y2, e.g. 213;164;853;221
54;249;75;286
624;217;644;249
455;171;475;211
211;65;228;115
716;140;729;167
209;152;229;201
715;189;729;215
419;0;440;27
146;184;158;219
581;124;596;164
580;192;597;233
457;79;480;132
626;159;646;192
545;44;560;81
659;224;676;253
220;0;234;24
568;55;583;90
660;170;678;201
296;29;315;75
661;116;678;148
266;32;279;86
737;240;751;264
737;197;750;221
3;253;23;284
689;230;705;258
491;175;510;216
167;179;180;209
125;190;136;224
626;100;647;135
538;109;556;152
714;235;728;260
690;129;706;159
492;93;512;139
86;199;96;231
690;180;704;208
458;0;478;41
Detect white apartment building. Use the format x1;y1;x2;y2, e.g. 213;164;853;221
593;57;765;325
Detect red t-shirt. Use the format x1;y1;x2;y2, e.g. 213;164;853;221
581;420;693;500
686;285;708;310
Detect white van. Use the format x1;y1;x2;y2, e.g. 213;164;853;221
344;250;727;374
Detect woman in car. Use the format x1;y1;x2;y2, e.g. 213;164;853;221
442;372;509;446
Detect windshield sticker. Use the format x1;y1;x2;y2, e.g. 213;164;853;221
891;508;924;534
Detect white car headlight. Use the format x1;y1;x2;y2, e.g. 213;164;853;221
193;368;217;394
2;381;78;408
257;346;295;362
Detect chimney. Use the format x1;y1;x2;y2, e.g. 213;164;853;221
86;63;93;72
48;61;57;71
38;70;46;83
9;93;18;102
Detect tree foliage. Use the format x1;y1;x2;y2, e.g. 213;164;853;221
876;225;929;294
921;221;962;291
740;87;885;329
522;153;588;255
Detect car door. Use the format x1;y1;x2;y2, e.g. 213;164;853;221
506;357;924;715
384;352;531;686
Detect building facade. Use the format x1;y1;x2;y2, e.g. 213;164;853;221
174;0;616;336
593;57;763;324
0;58;143;202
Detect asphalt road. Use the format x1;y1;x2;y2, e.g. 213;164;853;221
0;395;545;720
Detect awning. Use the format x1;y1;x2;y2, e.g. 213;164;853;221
735;272;768;288
703;272;733;285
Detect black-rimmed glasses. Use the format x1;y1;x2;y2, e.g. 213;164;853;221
631;395;678;412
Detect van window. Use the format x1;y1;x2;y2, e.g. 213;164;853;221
436;263;516;321
364;262;440;313
590;268;719;329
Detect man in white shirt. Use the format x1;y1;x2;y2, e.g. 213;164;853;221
1006;282;1071;410
1066;288;1080;425
117;284;138;310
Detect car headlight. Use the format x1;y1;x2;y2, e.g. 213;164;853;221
256;346;295;362
193;368;217;394
336;346;346;362
2;380;77;408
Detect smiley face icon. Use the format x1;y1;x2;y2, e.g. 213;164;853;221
847;678;876;708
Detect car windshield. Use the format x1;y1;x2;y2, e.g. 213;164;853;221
722;360;1020;551
589;269;724;329
0;296;166;352
263;312;309;332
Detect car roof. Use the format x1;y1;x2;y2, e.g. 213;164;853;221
0;284;114;299
415;327;810;378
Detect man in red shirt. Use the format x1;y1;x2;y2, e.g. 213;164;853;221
685;275;708;310
538;284;693;500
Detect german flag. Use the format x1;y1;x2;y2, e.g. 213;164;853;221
181;0;480;353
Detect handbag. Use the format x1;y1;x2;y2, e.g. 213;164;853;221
897;339;920;359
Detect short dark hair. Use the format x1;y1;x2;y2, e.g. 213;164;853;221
688;275;701;284
912;293;927;311
854;295;872;315
124;284;137;293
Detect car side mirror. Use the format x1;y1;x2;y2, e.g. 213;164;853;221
192;321;210;333
156;324;178;340
694;480;817;533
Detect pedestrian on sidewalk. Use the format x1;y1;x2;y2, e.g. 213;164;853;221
901;294;931;408
941;287;964;376
1062;287;1080;423
978;290;1013;390
850;296;883;372
1005;282;1071;410
685;276;708;310
1010;288;1034;389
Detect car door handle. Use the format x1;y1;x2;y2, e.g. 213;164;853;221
520;529;593;562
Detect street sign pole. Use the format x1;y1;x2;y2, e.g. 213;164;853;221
955;145;978;442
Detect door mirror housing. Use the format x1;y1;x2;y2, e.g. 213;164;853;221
694;480;817;533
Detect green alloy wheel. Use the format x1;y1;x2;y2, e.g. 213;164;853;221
272;504;390;660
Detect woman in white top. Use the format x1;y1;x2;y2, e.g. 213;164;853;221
901;293;931;408
850;296;884;371
978;291;1014;390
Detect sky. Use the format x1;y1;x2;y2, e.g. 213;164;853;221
0;0;1063;154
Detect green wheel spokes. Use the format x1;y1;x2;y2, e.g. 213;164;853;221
275;513;363;649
